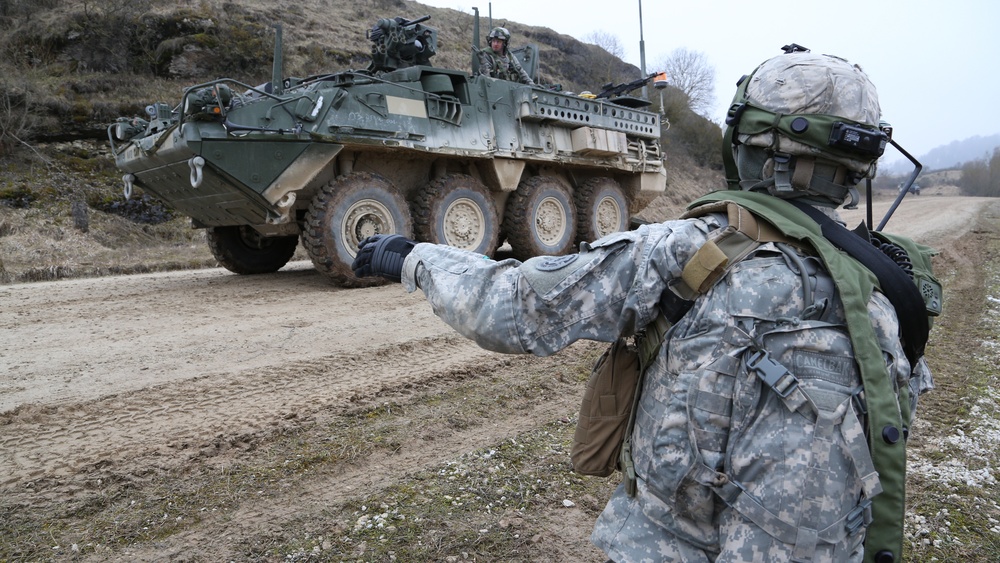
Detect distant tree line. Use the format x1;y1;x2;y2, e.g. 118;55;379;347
958;148;1000;197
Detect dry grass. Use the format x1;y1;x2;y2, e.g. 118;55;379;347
0;206;215;282
0;142;222;282
900;206;1000;560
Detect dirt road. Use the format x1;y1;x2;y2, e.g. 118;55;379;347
1;195;997;561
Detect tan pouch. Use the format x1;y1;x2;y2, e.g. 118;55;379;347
570;338;641;477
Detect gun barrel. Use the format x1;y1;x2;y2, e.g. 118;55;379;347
403;15;431;27
595;73;657;99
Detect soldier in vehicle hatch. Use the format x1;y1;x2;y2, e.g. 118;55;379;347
354;48;939;563
477;26;534;85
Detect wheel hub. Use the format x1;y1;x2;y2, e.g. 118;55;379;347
444;197;486;249
343;200;394;256
535;196;567;245
595;195;623;238
237;226;268;249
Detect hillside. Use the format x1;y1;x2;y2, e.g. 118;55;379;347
0;0;648;142
883;133;1000;175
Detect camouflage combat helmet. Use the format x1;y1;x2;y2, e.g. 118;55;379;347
488;26;511;45
722;46;890;207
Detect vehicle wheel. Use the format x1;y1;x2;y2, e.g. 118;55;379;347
503;175;577;260
206;225;297;275
302;172;413;287
412;174;500;256
575;177;629;243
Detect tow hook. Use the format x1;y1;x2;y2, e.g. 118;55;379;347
122;174;135;200
189;156;206;188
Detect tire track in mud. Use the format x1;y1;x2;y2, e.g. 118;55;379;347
84;343;598;562
0;265;440;412
0;333;504;499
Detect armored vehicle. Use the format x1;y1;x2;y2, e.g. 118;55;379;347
110;13;666;286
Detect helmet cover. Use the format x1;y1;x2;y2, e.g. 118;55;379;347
488;27;511;43
739;51;882;174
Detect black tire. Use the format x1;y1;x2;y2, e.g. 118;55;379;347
575;177;630;243
302;172;413;287
206;226;297;275
503;175;577;261
412;174;500;256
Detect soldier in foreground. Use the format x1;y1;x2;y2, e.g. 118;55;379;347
353;49;938;562
477;26;535;85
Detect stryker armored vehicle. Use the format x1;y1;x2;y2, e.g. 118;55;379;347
109;12;666;286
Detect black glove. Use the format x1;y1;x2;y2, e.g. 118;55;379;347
351;234;416;283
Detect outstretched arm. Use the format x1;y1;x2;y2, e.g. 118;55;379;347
398;220;716;356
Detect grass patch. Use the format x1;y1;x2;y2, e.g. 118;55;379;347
233;421;614;562
904;215;1000;561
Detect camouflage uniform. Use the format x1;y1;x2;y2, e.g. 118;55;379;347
399;210;929;562
348;48;936;562
477;49;534;85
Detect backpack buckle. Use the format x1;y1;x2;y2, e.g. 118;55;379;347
845;498;873;535
851;384;868;416
726;102;747;127
746;349;800;398
771;152;795;193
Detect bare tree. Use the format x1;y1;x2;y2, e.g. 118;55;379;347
585;30;625;59
0;79;33;154
584;30;627;89
654;47;715;118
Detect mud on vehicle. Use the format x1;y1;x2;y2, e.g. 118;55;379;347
110;13;666;287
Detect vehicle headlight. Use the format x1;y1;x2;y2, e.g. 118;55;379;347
113;117;149;141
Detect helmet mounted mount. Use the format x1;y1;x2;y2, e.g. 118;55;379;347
722;47;891;207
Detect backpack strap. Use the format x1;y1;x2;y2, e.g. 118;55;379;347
674;200;801;300
688;190;920;563
786;199;929;366
621;202;786;496
619;313;672;496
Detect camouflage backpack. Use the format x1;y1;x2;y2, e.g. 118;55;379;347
572;190;940;562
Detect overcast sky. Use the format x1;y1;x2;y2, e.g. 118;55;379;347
413;0;999;165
